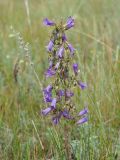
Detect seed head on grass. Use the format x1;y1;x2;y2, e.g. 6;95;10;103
41;17;88;125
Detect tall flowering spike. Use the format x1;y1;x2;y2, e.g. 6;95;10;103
57;46;64;58
42;17;88;125
46;40;54;52
73;63;78;75
43;18;55;26
78;108;88;116
65;16;74;30
68;43;75;55
77;117;88;125
78;81;87;90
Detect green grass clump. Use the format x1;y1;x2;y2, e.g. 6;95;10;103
0;0;120;159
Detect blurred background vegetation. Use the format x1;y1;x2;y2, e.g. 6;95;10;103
0;0;120;159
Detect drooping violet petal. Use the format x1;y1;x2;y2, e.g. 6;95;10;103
66;90;74;97
77;117;88;125
51;98;56;109
58;90;64;96
68;43;75;55
43;89;52;96
73;63;78;75
57;46;64;58
45;68;56;78
41;107;52;116
44;85;53;93
49;61;53;69
54;62;60;70
78;81;87;90
43;18;55;26
66;17;74;25
44;95;52;103
78;108;88;116
62;110;74;119
43;91;52;103
52;117;59;125
62;33;67;42
52;111;62;125
46;40;54;52
65;16;74;30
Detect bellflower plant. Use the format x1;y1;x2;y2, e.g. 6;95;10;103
42;16;88;125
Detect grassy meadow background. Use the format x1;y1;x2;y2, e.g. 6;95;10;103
0;0;120;159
